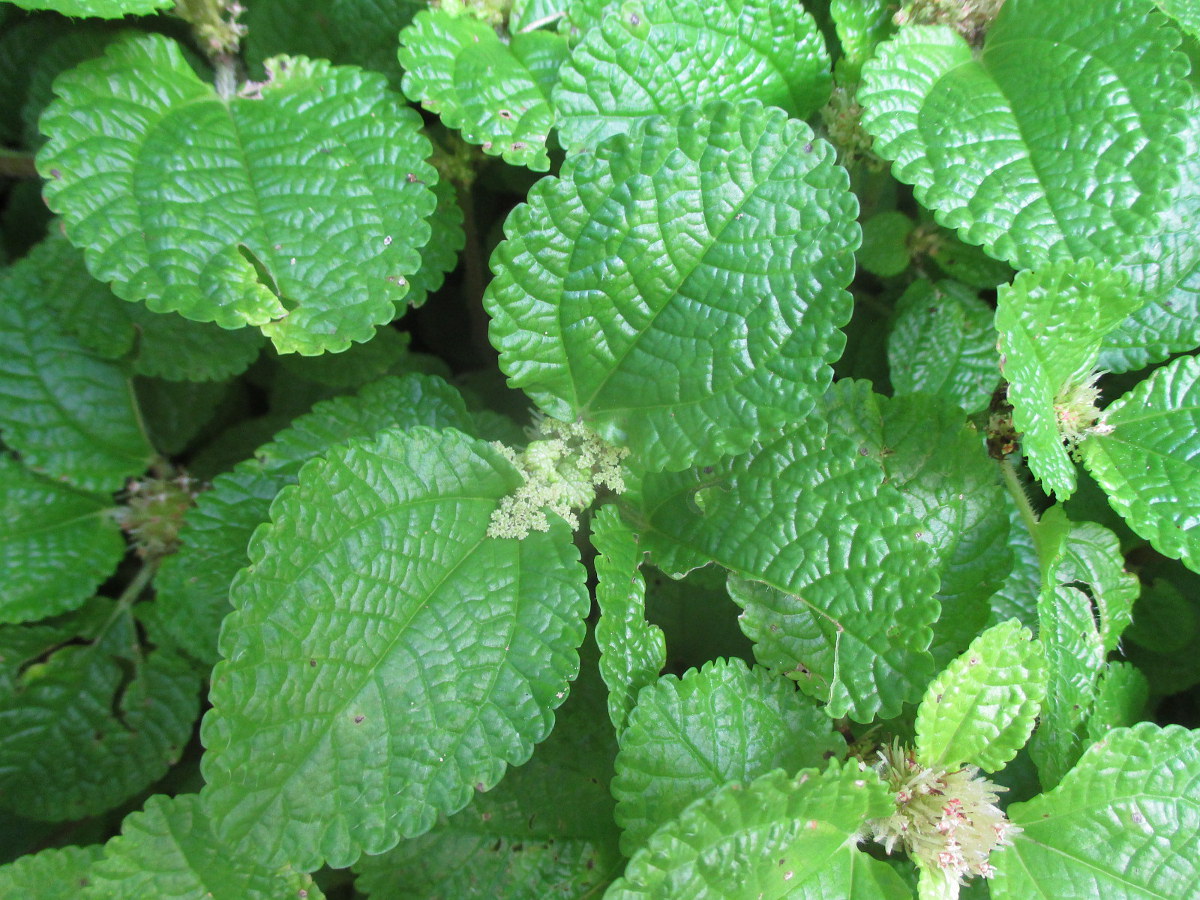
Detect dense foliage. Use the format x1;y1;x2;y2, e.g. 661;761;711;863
1;0;1198;897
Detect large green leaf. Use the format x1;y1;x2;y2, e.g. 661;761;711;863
3;0;169;15
200;427;590;871
591;504;665;735
37;34;438;355
887;279;999;416
0;454;124;625
859;0;1190;271
0;845;103;899
553;0;830;152
605;763;891;899
915;620;1045;773
630;410;939;722
1157;0;1200;38
0;240;153;491
991;723;1200;900
0;599;200;821
795;846;914;900
1081;353;1200;573
612;658;840;854
399;11;567;171
996;260;1141;499
352;642;623;899
149;373;475;665
486;100;858;472
88;795;323;900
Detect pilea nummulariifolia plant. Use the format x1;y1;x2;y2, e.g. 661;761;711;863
0;0;1197;896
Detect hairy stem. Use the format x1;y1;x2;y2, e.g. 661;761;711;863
999;454;1040;543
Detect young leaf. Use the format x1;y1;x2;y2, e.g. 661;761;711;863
591;504;666;735
991;723;1200;900
0;845;104;899
0;454;124;625
830;0;896;80
200;427;590;871
399;11;567;171
1086;662;1149;743
149;373;476;665
612;658;841;854
37;34;438;355
915;620;1045;773
1081;353;1200;573
0;241;154;491
996;259;1140;499
859;0;1190;270
887;279;999;416
858;211;915;278
88;795;323;900
1055;521;1138;653
353;643;623;898
0;599;200;821
605;763;891;898
553;0;831;152
631;411;939;722
3;0;170;15
486;100;858;472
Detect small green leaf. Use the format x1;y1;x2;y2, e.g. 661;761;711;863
992;723;1200;900
830;0;897;80
605;763;891;899
915;620;1045;772
631;409;939;722
2;0;170;15
1086;662;1149;744
486;100;858;472
612;658;841;855
400;11;566;171
353;643;623;898
591;504;665;735
888;279;999;415
1056;521;1138;653
0;240;154;491
1081;353;1200;573
0;454;125;625
553;0;831;152
859;2;1190;270
0;600;200;821
858;211;914;277
200;427;589;871
89;795;323;900
997;259;1140;499
986;503;1041;631
38;34;438;355
0;845;104;899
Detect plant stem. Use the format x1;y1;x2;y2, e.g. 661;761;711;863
0;150;38;179
999;454;1039;542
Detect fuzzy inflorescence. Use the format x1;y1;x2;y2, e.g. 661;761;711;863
864;740;1017;898
115;473;200;558
487;418;629;540
1055;369;1113;453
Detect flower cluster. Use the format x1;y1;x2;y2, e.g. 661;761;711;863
864;740;1017;899
487;418;629;540
1055;369;1113;453
115;473;200;558
894;0;1007;44
820;85;884;170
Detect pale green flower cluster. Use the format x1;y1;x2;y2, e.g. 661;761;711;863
864;740;1016;899
487;418;629;539
115;473;200;558
435;0;514;28
1055;369;1113;453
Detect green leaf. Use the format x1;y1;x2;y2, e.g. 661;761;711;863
0;844;104;899
986;502;1041;631
591;504;665;735
553;0;831;152
1124;577;1197;657
352;641;622;899
915;620;1045;772
822;384;1012;665
831;0;897;80
1081;353;1200;573
1056;521;1138;653
486;100;858;472
1101;99;1200;373
88;795;323;900
400;11;567;171
858;211;914;277
0;455;125;625
612;658;841;854
630;410;939;722
0;599;200;821
0;241;153;491
1086;662;1149;744
1157;0;1200;38
37;34;438;355
996;259;1141;500
859;1;1190;271
200;427;590;870
888;279;999;416
991;723;1200;900
605;763;891;899
795;845;915;900
149;373;476;665
2;0;170;15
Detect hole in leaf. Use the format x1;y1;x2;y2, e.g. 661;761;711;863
238;243;296;312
